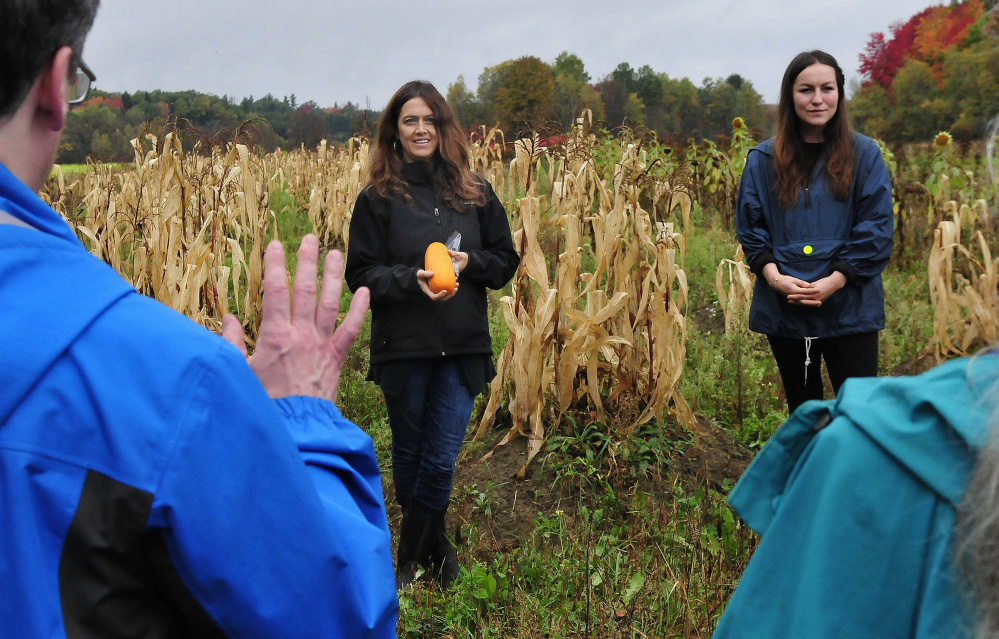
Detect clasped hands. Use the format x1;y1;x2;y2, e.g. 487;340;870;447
416;249;467;301
221;234;370;402
763;263;846;307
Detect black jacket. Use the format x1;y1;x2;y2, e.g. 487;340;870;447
345;162;519;364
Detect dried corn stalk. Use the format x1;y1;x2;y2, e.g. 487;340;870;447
468;125;506;196
475;117;695;477
715;245;755;334
45;133;368;343
928;199;998;358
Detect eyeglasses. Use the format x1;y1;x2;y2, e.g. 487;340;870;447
68;59;95;104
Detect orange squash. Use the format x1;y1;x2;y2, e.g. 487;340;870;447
424;242;456;294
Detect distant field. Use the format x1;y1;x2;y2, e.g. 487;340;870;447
52;163;125;176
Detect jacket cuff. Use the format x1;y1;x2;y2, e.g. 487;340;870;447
275;395;342;423
832;260;858;285
749;251;776;276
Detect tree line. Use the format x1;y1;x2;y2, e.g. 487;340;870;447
58;53;770;164
59;90;377;164
446;52;769;145
60;1;999;166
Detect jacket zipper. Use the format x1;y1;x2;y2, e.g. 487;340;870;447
434;205;447;356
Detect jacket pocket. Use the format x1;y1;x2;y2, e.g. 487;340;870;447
774;239;844;281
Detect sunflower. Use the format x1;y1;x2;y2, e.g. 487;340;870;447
732;117;745;131
933;131;952;150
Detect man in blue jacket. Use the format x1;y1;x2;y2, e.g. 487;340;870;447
0;1;398;636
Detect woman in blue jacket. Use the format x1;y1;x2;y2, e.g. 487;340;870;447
345;81;519;588
715;113;999;637
736;50;894;412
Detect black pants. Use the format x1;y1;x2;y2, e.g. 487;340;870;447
767;332;879;414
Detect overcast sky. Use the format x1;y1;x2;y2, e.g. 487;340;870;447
84;0;940;110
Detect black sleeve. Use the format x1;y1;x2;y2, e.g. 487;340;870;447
461;180;520;290
344;190;423;303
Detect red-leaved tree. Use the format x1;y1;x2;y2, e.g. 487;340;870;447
859;1;986;90
913;0;985;78
858;7;933;90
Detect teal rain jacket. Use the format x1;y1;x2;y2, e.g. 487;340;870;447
0;161;398;638
713;355;999;638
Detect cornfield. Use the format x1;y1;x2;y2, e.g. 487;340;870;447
45;133;369;344
43;121;695;476
40;122;999;477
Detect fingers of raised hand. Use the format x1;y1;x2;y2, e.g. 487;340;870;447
292;235;320;328
221;313;248;357
331;287;369;361
315;247;345;336
261;240;291;325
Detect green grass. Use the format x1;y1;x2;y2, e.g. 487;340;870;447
52;162;127;177
326;197;946;637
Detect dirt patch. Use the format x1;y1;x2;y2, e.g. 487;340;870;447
382;415;756;563
691;301;726;336
889;346;939;377
675;415;756;490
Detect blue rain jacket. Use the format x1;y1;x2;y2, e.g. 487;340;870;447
0;161;398;638
736;133;894;338
713;354;999;638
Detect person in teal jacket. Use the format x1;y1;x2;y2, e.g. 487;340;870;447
712;353;999;638
0;1;397;636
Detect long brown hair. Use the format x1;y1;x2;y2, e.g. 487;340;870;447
774;50;854;210
368;80;486;212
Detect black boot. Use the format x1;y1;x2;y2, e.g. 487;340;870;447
394;493;416;588
428;507;461;588
396;499;435;589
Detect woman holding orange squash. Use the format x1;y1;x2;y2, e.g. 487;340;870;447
345;81;519;589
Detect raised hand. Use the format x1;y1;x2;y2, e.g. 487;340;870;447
222;234;370;402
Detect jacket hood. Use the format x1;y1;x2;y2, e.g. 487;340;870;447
0;163;134;423
750;132;876;159
833;354;999;507
730;355;999;538
753;138;775;157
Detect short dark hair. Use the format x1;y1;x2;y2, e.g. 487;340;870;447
0;0;100;118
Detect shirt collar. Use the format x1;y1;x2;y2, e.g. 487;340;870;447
0;209;37;230
0;161;80;244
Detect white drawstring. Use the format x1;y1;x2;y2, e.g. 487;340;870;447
804;337;816;386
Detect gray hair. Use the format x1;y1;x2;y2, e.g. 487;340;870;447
987;114;999;215
955;120;999;639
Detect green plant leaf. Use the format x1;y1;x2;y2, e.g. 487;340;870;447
624;571;645;604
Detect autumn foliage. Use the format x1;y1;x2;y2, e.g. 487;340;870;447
859;0;986;90
852;0;998;142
